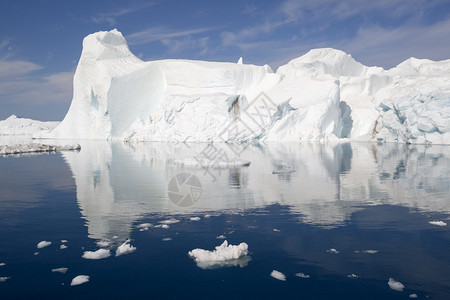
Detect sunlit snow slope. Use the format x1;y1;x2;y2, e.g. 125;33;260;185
35;29;450;144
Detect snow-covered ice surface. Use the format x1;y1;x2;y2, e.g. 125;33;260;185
37;241;51;249
19;29;447;145
270;270;286;281
82;249;111;260
388;278;405;292
188;240;249;269
0;115;58;136
70;275;90;286
115;240;136;256
0;143;80;156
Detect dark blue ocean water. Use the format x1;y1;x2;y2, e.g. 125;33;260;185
0;142;449;299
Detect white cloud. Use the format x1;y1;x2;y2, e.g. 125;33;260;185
91;2;156;26
127;26;217;46
0;60;42;78
161;36;210;54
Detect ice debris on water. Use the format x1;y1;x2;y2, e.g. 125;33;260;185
388;278;405;292
52;267;68;274
429;221;447;226
188;240;249;269
116;239;136;256
37;241;51;249
270;270;286;281
82;249;111;260
70;275;90;286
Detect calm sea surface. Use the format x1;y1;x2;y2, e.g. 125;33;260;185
0;141;449;299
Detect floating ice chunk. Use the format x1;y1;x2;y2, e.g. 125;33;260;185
96;240;110;247
70;275;90;286
270;270;286;281
52;267;68;274
190;217;201;221
388;278;405;291
327;248;339;254
188;240;249;269
216;235;226;239
162;238;172;241
82;249;111;260
362;250;378;254
112;235;119;239
34;252;39;256
0;143;80;156
162;224;170;229
37;241;51;249
160;219;180;225
204;214;211;218
347;274;359;278
0;263;5;266
61;240;68;243
138;223;152;228
0;276;10;282
273;229;280;232
429;221;447;226
295;272;310;278
409;294;418;298
60;244;68;250
116;240;136;256
139;228;148;231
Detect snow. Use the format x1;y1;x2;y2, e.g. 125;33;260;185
388;278;405;292
0;115;58;136
115;240;136;256
70;275;90;286
52;267;68;274
0;143;80;156
188;240;249;269
37;241;51;249
270;270;286;281
82;249;111;259
429;221;447;226
19;29;447;145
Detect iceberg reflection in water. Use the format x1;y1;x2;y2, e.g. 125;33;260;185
61;141;450;241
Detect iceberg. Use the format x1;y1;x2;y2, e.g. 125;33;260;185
0;115;58;136
270;270;286;281
23;29;448;145
0;143;80;156
82;248;111;260
188;240;249;269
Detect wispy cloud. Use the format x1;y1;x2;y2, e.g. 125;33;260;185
127;26;218;45
91;2;156;26
161;36;210;55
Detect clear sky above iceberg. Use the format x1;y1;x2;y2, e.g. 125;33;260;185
1;0;450;121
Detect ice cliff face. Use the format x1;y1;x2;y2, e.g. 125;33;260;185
39;29;450;144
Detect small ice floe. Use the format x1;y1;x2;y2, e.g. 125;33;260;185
61;240;68;243
347;274;359;278
190;217;201;221
362;250;378;254
162;224;170;229
429;221;447;226
137;223;152;231
326;248;340;254
273;229;280;232
216;235;226;239
96;240;110;247
116;240;136;256
188;240;249;269
295;273;310;279
0;276;10;282
34;252;39;256
388;278;405;292
0;263;5;266
160;219;180;225
228;230;235;234
112;235;119;239
60;244;68;250
409;294;418;298
52;267;68;274
270;270;286;281
82;249;111;260
37;241;51;249
0;143;81;156
162;238;172;241
204;214;211;218
70;275;89;286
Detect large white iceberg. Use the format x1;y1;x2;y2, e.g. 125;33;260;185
0;115;58;136
27;29;449;144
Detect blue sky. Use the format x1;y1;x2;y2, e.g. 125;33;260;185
1;0;450;121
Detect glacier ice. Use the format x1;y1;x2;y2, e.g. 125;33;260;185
0;115;58;136
14;28;446;145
